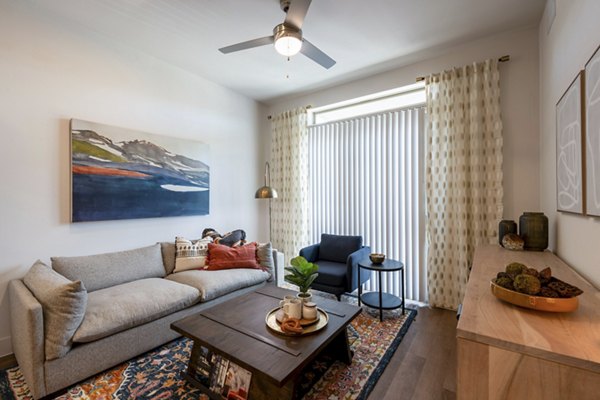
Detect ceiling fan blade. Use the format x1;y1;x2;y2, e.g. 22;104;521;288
219;36;274;54
284;0;312;29
300;38;336;69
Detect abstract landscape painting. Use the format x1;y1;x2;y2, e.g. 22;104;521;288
71;119;209;222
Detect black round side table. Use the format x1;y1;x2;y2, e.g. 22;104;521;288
358;259;405;322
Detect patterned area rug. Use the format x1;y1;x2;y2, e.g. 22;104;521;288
0;307;416;400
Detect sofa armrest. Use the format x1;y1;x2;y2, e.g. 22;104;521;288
299;244;320;263
9;279;46;399
347;246;372;291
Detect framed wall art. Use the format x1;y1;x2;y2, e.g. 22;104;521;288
585;45;600;217
556;71;586;214
70;119;209;222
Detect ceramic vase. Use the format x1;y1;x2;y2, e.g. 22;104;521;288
519;212;548;251
498;220;517;245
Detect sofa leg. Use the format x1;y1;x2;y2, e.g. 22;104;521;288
336;294;341;301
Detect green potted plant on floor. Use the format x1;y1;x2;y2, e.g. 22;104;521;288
285;256;319;303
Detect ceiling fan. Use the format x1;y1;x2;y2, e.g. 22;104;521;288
218;0;336;69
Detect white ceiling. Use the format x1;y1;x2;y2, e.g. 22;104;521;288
22;0;545;103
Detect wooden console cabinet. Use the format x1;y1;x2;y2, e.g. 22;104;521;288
456;245;600;399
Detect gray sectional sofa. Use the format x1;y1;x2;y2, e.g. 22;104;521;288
9;242;282;399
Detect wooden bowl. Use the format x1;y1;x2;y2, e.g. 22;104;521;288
490;280;578;312
369;253;385;264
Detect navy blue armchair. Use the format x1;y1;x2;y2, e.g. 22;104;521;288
299;234;371;300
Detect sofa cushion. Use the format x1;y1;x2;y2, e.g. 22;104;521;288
174;236;212;272
160;242;176;275
165;269;269;302
256;242;274;282
23;260;87;360
319;234;362;263
206;242;261;271
313;260;348;287
73;278;199;343
52;244;165;292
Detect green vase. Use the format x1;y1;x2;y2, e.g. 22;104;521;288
519;212;548;251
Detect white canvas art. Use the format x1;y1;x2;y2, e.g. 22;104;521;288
586;47;600;217
556;73;584;214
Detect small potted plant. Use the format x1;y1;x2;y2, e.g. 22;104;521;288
285;256;319;303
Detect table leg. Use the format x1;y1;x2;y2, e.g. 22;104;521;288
358;265;362;306
329;328;353;365
378;270;383;322
402;267;405;315
249;375;296;400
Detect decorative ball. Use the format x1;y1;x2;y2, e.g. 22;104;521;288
369;253;385;264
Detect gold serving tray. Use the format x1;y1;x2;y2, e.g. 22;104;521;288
490;280;579;312
266;307;328;336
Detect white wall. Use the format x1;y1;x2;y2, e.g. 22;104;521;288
539;0;600;288
0;3;268;356
267;27;540;226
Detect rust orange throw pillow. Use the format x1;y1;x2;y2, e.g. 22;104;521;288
206;242;261;270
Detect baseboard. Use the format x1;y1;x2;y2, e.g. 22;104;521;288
0;336;12;359
0;352;17;370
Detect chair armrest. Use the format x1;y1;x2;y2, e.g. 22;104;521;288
272;249;285;287
9;279;47;399
299;244;320;263
347;246;372;291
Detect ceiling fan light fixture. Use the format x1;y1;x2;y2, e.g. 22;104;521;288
273;23;302;56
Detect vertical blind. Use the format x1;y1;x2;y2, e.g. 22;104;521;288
308;107;427;302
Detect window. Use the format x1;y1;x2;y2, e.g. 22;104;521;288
307;84;427;302
308;82;425;125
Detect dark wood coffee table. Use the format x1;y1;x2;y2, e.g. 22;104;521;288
171;285;362;400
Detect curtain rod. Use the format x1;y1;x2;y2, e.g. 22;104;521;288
267;104;312;120
415;55;510;82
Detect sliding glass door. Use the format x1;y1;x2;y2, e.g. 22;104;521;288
308;107;427;302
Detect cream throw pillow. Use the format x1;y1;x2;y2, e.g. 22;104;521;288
174;236;213;273
23;260;87;360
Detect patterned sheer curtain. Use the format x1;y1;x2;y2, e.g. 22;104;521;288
425;59;503;310
270;108;310;265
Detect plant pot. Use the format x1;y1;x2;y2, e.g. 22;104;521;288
297;292;312;304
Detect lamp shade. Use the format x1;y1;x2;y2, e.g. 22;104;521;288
273;23;302;57
274;35;302;56
255;162;277;199
255;186;278;199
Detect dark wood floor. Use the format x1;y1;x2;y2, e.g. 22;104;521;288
368;306;458;400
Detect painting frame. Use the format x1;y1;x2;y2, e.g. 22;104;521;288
70;119;210;222
585;44;600;217
556;71;586;215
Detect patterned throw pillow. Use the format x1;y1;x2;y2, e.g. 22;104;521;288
205;242;261;270
202;228;247;247
174;236;213;273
